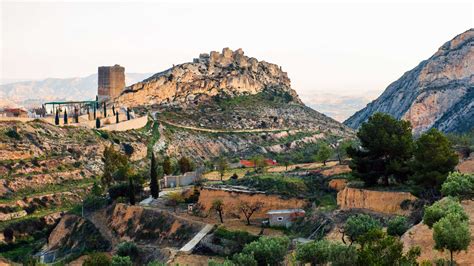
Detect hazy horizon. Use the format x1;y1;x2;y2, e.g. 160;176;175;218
1;0;472;120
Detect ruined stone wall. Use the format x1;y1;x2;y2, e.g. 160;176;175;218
198;188;308;219
337;187;417;215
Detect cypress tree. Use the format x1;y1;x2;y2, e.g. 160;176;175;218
126;108;131;120
116;112;119;123
112;105;115;116
54;109;59;125
150;153;159;199
96;117;101;128
103;102;107;117
95;96;99;108
64;110;68;124
129;177;136;205
93;106;96;119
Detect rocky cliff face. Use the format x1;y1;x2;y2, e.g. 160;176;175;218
115;48;301;108
345;29;473;134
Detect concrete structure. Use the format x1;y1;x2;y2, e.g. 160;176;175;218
267;209;305;228
98;64;125;102
162;170;203;188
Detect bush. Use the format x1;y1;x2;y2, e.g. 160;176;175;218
226;174;307;197
214;227;259;252
387;216;410;237
441;172;474;200
295;240;357;266
241;236;290;266
343;214;382;244
83;195;107;212
111;256;132;266
433;213;471;265
5;129;21;140
116;241;139;261
423;197;468;228
83;252;111;266
108;183;143;201
232;252;257;266
146;261;166;266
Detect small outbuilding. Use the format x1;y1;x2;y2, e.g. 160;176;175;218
266;209;305;228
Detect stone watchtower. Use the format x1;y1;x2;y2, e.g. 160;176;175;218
97;64;125;102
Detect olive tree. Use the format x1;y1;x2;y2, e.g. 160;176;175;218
433;213;471;266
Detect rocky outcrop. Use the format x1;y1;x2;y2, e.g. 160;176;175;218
115;48;300;108
401;200;474;265
345;29;474;134
337;187;417;215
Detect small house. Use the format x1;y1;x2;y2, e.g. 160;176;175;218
0;108;28;118
266;209;305;228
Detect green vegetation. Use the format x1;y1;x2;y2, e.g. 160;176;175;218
447;129;474;158
214;227;259;253
423;197;468;228
433;213;471;266
239;236;290;266
216;156;229;181
314;142;332;166
348;113;413;186
111;255;132;266
296;239;357;266
411;128;459;189
150;152;160;199
116;242;139;261
211;199;224;223
342;214;382;245
387;216;410;237
5;129;21;140
441;172;474;199
83;252;111;266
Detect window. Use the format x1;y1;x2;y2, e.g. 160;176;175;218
277;217;284;221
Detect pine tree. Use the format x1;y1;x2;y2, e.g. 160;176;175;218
150;153;159;199
64;110;68;124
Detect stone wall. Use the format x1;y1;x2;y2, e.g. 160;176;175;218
337;187;417;215
198;187;308;219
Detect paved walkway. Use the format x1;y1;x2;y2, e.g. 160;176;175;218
179;224;214;254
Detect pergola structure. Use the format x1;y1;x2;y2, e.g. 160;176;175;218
43;100;98;116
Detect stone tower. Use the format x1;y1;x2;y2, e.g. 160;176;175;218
97;64;125;102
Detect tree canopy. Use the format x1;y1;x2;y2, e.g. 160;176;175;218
347;113;414;186
441;172;474;200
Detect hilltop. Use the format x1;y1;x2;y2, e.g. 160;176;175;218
345;29;473;134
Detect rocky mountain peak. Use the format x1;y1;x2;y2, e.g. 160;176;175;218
344;29;473;134
114;48;302;107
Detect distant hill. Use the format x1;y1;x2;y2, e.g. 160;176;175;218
0;73;152;108
344;29;473;134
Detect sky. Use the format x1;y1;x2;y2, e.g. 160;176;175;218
1;0;473;120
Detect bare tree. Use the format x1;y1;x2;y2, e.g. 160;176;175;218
239;201;264;225
212;199;224;223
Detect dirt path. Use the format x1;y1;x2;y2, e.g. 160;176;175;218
157;118;295;133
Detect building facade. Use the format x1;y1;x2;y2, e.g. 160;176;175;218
98;64;125;102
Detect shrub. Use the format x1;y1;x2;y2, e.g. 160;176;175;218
214;227;259;252
232;252;257;266
423;197;468;228
295;240;357;266
241;236;290;266
387;216;410;237
146;261;166;266
108;183;130;200
83;252;111;266
441;172;474;200
116;241;139;260
5;129;21;140
111;255;132;266
343;214;382;244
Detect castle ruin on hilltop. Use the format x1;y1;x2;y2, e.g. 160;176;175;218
98;64;125;102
